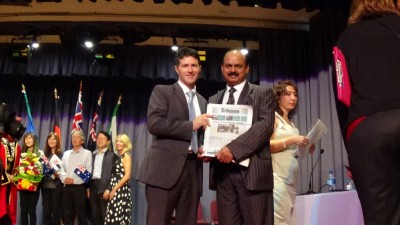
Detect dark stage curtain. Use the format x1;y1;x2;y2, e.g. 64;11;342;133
0;44;260;82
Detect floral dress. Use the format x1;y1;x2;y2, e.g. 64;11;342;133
105;152;132;225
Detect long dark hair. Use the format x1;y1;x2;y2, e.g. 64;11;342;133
44;132;62;157
21;132;39;153
273;80;298;120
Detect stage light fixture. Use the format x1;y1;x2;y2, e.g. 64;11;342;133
92;47;116;64
60;32;105;49
9;44;30;62
31;36;39;49
171;37;178;51
198;50;206;62
84;40;94;49
240;40;249;55
120;32;151;45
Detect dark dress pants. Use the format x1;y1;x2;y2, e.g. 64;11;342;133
62;184;88;225
216;164;273;225
89;180;108;225
347;108;400;225
145;154;201;225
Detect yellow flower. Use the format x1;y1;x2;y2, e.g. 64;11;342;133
20;179;32;189
26;170;35;176
32;157;39;162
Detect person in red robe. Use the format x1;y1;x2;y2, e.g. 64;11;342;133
0;103;26;225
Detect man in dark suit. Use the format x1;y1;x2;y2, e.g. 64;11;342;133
208;49;275;225
89;131;117;225
137;47;212;225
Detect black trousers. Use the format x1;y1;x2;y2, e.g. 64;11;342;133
62;184;88;225
216;164;273;225
347;108;400;225
89;180;108;225
41;184;63;225
19;189;40;225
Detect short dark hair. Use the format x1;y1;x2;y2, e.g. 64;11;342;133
97;130;111;140
174;47;200;66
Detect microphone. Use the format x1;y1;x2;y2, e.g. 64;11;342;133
305;149;324;194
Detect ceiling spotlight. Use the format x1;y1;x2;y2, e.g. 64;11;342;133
171;37;178;51
31;36;39;49
84;40;94;49
240;40;249;55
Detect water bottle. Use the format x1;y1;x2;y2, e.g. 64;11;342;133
327;170;336;192
346;179;355;191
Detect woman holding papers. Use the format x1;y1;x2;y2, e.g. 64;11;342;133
41;132;63;225
105;134;132;225
270;80;315;225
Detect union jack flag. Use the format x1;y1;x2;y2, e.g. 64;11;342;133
87;91;103;151
71;81;83;134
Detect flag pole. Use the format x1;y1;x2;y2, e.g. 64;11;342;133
53;87;62;146
109;94;122;152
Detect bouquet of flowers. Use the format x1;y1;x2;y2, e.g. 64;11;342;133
14;152;43;191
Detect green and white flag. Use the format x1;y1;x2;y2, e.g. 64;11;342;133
108;95;121;153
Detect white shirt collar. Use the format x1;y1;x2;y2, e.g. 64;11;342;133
226;80;246;94
178;80;196;95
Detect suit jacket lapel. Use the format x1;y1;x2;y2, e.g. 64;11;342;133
172;82;189;117
216;90;226;104
238;81;253;105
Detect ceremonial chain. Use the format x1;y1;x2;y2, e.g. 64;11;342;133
1;137;16;163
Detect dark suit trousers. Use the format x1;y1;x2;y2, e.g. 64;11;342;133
346;108;400;225
216;164;273;225
145;154;200;225
89;179;108;225
62;184;88;225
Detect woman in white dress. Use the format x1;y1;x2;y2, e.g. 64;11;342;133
270;80;315;225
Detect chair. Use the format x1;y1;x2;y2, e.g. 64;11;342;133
210;200;218;225
197;203;210;225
